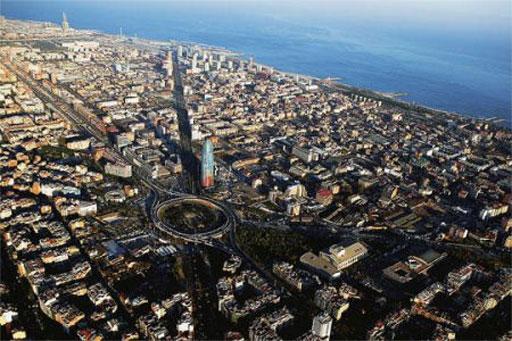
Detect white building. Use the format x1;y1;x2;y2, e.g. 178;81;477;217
78;201;97;216
61;40;99;52
312;312;333;340
105;162;132;178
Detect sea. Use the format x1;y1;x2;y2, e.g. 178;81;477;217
1;0;511;125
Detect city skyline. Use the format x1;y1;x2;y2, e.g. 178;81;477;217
0;5;510;341
2;0;510;124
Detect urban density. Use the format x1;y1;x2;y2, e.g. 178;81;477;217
0;15;511;341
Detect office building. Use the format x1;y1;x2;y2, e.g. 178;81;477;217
61;12;69;32
201;138;214;188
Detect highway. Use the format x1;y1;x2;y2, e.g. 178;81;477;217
4;55;290;337
3;61;106;141
152;197;236;242
167;51;232;338
1;60;187;198
5;52;373;261
3;58;236;248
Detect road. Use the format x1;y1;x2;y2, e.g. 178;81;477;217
3;55;294;338
151;197;236;242
172;51;200;195
2;60;189;197
3;61;105;141
168;51;226;339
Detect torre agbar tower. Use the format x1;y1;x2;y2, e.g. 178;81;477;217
201;138;214;188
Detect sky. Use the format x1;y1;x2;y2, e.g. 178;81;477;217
2;0;509;29
2;0;509;58
246;0;511;34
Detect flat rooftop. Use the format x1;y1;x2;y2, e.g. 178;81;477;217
300;251;340;278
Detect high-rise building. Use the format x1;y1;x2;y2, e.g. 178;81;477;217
192;53;198;69
162;51;173;76
312;312;332;340
201;138;214;188
61;12;69;32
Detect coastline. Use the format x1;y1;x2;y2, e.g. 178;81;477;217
131;29;509;128
5;17;510;130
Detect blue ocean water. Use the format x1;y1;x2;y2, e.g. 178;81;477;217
1;0;510;124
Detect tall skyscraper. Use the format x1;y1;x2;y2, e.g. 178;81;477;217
192;53;198;69
312;312;332;340
61;12;69;32
201;138;214;188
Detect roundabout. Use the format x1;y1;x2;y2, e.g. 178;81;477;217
152;196;235;242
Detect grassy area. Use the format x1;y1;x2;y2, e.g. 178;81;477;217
160;202;226;233
235;224;330;266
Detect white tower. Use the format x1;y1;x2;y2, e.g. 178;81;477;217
192;53;198;69
61;12;69;32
